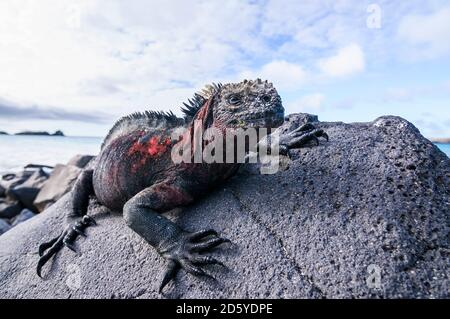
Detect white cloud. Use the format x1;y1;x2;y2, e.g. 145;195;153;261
398;7;450;59
0;0;449;136
287;93;325;114
239;60;308;91
318;43;365;77
0;0;262;123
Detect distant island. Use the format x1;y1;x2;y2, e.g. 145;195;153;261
0;131;8;135
430;137;450;144
14;130;65;137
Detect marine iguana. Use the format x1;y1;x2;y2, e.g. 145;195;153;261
36;79;328;292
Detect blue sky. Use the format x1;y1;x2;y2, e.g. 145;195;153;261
0;0;449;137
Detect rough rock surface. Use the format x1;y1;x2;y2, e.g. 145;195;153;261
0;114;448;299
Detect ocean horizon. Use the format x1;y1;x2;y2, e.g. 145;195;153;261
0;135;102;173
0;135;449;174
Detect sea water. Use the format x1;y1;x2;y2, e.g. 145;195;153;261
0;135;101;173
436;143;450;157
0;135;449;174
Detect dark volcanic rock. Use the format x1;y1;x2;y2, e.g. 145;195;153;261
0;219;10;235
0;114;448;299
20;169;50;188
15;131;51;136
14;130;65;136
0;202;23;219
7;188;40;213
52;130;65;136
24;164;54;170
0;170;34;193
8;169;49;212
11;209;36;227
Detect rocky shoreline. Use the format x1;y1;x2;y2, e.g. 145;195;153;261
0;113;448;298
0;130;65;136
430;137;450;144
0;155;94;235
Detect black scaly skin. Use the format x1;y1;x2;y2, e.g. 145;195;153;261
37;79;328;292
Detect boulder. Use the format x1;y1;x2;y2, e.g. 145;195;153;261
0;201;23;219
33;164;82;212
67;155;95;169
7;188;40;213
19;168;50;188
0;219;10;235
0;114;448;299
7;169;49;212
11;209;36;227
0;170;34;193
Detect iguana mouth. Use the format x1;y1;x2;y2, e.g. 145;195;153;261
227;109;284;128
227;118;266;128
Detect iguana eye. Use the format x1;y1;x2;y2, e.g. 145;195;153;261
262;95;271;103
228;94;242;106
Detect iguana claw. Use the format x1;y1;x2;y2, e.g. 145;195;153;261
36;215;96;277
280;123;329;151
160;261;180;293
158;229;229;293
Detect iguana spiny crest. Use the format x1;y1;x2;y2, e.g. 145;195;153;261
102;79;284;149
183;79;284;130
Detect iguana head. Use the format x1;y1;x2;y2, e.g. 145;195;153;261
182;79;285;130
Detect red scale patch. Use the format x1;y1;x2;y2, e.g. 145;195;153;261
128;135;171;172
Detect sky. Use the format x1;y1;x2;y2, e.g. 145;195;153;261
0;0;449;138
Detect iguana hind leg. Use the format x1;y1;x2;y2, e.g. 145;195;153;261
37;169;97;277
123;181;230;293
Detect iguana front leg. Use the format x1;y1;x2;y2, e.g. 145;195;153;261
278;123;329;155
253;123;328;162
123;181;229;293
